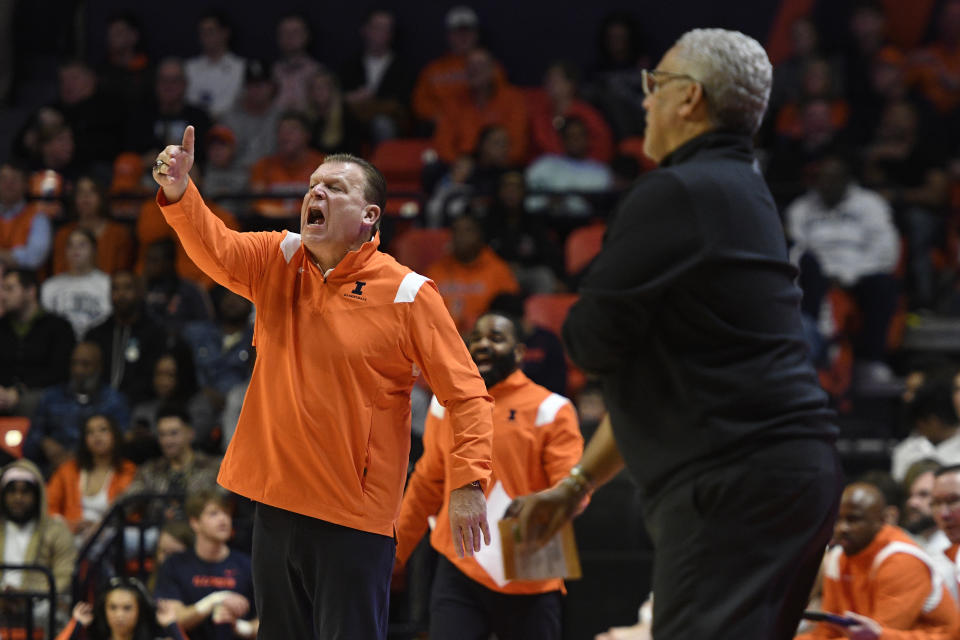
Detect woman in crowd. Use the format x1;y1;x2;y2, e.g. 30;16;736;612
41;227;112;338
57;577;185;640
52;176;133;275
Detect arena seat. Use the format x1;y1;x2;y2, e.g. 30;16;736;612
617;137;658;173
389;228;452;274
371;138;435;193
565;222;606;277
524;293;586;395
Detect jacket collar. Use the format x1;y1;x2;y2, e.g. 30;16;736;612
660;129;754;167
488;369;529;396
304;232;382;282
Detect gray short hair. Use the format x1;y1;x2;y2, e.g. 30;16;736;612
673;28;772;135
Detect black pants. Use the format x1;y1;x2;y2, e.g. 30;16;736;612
252;503;395;640
644;438;841;640
428;555;562;640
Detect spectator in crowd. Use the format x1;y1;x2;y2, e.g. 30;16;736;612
892;376;960;482
769;17;823;112
584;12;649;139
529;61;614;163
901;459;951;555
305;66;361;155
485;172;564;294
271;14;321;111
799;482;959;639
220;60;280;172
862;100;950;310
249;111;325;218
0;269;75;416
184;11;245;119
46;413;136;536
488;293;567;396
525;116;614;218
396;312;582;640
786;154;900;385
907;0;960;120
41;228;112;339
97;12;152;110
201;126;247;211
125;58;212;166
842;1;890;115
773;57;850;141
149;519;195;591
155;490;257;640
412;5;504;124
0;460;76;615
426;214;520;334
123;406;220;513
932;465;960;573
51;59;122;170
433;48;528;166
847;46;932;145
181;288;254;408
52;176;133;276
24;342;130;474
31;123;78;188
142;238;213;329
0;161;51;270
340;8;412;145
59;577;183;640
86;270;171;407
130;352;218;453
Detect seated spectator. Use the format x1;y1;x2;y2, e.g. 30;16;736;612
528;61;614;163
0;161;51;271
340;8;412;145
0;269;75;416
184;11;245;119
24;341;130;474
0;461;76;622
583;12;649;139
124;58;212;166
59;577;183;640
773;57;849;141
41;228;112;339
906;0;960;119
786;154;900;384
51;59;123;171
892;376;960;482
155;490;257;639
52;175;134;275
901;459;950;555
123;406;221;516
202;126;247;211
271;14;321;111
426;214;519;334
182;288;254;406
840;1;890;117
485;172;564;294
130;353;219;455
769;17;823;113
797;482;960;639
148;519;195;591
86;270;172;406
412;6;505;125
137;178;240;291
488;293;567;395
220;60;280;172
142;238;213;329
97;12;152;110
525;117;613;217
432;48;528;165
249;111;324;218
46;413;136;536
305;66;362;155
29;125;77;216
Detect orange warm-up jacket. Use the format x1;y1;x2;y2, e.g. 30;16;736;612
396;369;582;594
432;80;529;165
798;525;960;640
158;180;493;537
426;247;519;335
46;459;137;532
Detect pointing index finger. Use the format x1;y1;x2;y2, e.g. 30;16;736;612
181;125;195;155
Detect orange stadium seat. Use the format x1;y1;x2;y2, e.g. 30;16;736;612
524;293;585;396
617;137;658;173
565;222;606;276
371;138;435;192
389;228;452;274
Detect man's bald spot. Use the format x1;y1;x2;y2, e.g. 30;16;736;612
842;482;887;519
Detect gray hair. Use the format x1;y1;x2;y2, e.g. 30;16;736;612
672;28;772;135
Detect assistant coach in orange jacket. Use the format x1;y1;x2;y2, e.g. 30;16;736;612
396;312;583;640
152;126;494;640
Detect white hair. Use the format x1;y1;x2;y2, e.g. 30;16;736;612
672;28;772;135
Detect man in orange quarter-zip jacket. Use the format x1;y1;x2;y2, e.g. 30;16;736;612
152;126;494;640
396;312;583;640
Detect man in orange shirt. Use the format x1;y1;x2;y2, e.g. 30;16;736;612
432;48;528;165
426;214;520;334
153;126;493;639
797;482;959;640
396;312;582;639
0;162;50;271
249;111;325;218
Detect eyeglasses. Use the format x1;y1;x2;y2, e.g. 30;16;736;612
641;69;701;97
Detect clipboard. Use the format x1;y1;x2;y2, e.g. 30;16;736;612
498;517;582;581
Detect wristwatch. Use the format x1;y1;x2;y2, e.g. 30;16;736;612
565;464;595;496
467;480;483;490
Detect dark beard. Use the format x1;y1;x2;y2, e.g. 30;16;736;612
903;514;938;535
480;352;518;390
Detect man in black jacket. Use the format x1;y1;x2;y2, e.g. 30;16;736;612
509;28;841;640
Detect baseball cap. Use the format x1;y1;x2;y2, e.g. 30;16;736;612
245;59;270;83
446;6;478;29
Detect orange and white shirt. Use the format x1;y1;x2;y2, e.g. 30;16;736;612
158;180;493;537
396;369;582;594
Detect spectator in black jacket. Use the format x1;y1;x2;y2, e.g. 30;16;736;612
509;28;841;640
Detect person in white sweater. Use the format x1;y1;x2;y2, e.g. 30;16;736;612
40;227;111;339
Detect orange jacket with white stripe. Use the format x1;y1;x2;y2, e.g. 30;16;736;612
158;180;493;537
396;369;582;594
798;525;960;640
